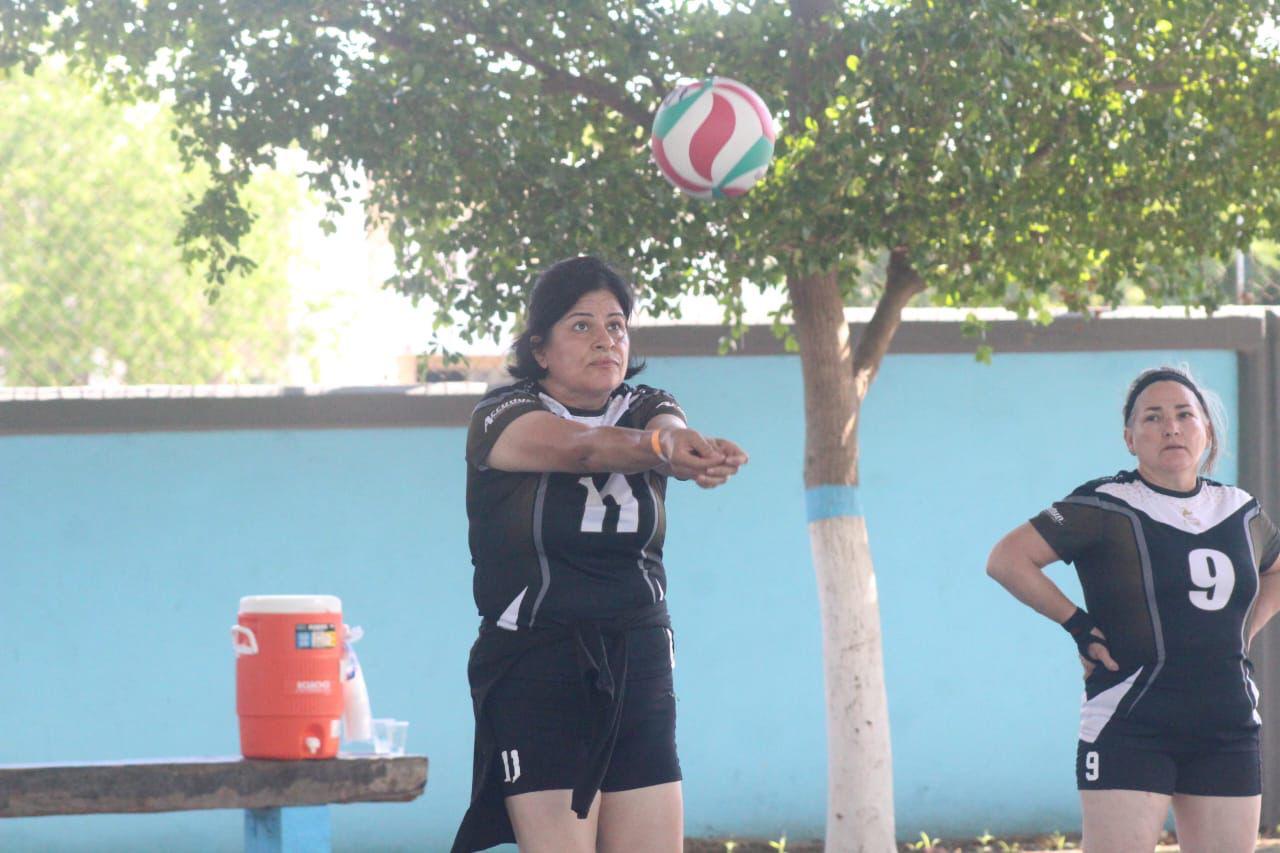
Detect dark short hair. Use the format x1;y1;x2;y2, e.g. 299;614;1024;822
1122;366;1223;474
508;256;646;381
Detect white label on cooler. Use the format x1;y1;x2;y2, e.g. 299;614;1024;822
295;679;333;694
330;719;341;738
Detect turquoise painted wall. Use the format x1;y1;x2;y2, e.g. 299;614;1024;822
0;350;1238;850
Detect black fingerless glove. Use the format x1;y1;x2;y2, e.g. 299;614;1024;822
1062;607;1109;663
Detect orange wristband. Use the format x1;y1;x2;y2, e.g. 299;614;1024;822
650;429;667;462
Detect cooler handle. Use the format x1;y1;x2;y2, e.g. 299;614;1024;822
231;624;259;656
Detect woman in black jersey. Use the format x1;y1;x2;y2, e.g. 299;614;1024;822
451;256;747;853
988;366;1280;853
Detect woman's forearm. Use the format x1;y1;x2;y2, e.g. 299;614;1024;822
570;426;666;473
987;558;1078;625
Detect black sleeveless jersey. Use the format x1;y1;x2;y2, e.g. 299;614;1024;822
465;380;687;629
1030;470;1280;737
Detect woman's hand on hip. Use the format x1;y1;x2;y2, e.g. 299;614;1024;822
1079;628;1120;678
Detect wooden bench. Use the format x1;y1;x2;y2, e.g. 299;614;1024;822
0;755;428;852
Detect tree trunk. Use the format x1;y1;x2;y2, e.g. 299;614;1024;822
811;514;892;852
789;269;891;851
788;253;923;852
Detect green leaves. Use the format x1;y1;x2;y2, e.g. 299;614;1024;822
7;0;1280;344
817;0;1280;315
0;65;310;385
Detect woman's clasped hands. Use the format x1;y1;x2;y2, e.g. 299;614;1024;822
658;428;748;489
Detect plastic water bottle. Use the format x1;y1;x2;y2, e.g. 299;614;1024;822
341;625;373;742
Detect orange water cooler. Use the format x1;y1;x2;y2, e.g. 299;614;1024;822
231;594;344;759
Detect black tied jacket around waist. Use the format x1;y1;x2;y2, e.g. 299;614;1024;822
450;601;672;853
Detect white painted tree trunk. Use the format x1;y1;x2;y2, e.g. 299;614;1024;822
810;514;895;852
787;256;920;850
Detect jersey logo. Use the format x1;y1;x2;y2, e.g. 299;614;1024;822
483;396;534;432
1044;507;1065;525
578;474;640;533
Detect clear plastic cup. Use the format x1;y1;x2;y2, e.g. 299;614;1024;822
371;718;409;756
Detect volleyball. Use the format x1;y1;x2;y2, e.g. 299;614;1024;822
650;77;776;200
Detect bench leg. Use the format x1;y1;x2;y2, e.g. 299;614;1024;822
244;805;332;853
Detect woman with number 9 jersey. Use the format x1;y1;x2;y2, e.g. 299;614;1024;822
987;366;1280;853
451;256;748;853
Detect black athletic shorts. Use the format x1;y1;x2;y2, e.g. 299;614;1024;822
486;625;682;797
1076;728;1260;796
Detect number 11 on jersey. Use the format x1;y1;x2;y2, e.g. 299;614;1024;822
578;474;640;533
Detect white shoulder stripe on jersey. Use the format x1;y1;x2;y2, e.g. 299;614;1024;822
1079;667;1144;744
1095;480;1252;534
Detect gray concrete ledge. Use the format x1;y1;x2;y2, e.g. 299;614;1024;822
1;312;1273;435
0;388;479;435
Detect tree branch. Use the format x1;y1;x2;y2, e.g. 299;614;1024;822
1025;108;1075;169
786;0;837;135
466;28;653;130
852;246;925;398
329;3;653;131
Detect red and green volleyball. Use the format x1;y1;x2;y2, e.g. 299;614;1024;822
650;77;777;200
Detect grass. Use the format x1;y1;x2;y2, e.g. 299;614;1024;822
684;828;1280;852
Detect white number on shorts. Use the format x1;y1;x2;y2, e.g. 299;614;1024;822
500;749;521;783
1187;548;1236;612
1084;751;1099;781
578;474;640;533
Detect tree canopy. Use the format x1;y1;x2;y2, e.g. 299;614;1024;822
5;1;1277;349
0;62;311;385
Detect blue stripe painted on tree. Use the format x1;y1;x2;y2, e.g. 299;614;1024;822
805;485;863;521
